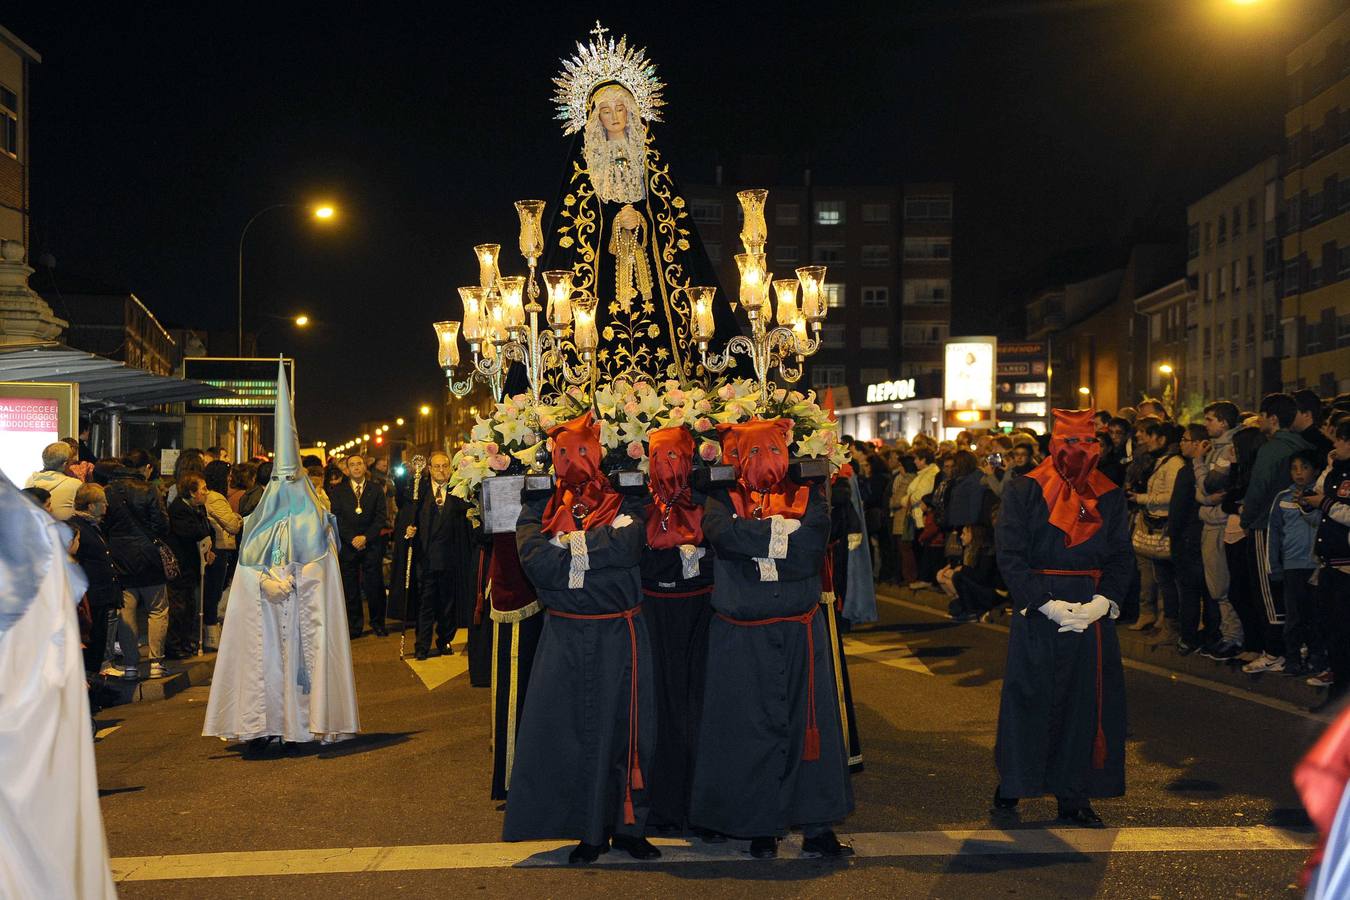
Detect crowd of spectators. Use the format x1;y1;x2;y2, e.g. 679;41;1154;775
844;388;1350;704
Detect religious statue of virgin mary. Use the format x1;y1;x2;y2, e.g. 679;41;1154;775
543;23;738;387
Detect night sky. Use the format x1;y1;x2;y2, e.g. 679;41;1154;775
6;0;1338;444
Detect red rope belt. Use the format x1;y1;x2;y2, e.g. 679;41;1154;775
547;604;645;824
472;547;487;625
716;603;822;762
1033;567;1107;771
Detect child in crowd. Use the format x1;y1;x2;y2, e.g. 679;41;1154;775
1267;450;1324;679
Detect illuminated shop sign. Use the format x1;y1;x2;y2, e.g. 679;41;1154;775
865;378;916;403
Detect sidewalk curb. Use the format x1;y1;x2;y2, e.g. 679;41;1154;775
100;653;217;706
874;584;1328;712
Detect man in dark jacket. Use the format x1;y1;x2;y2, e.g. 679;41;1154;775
1172;425;1215;654
165;473;213;659
103;448;170;677
407;452;475;659
1294;389;1334;461
69;483;123;677
330;455;389;637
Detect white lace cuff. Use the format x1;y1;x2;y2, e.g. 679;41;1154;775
566;531;589;589
755;558;779;582
768;517;790;559
679;544;705;580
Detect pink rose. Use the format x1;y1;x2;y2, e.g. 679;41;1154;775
625;401;640;416
488;454;510;471
699;441;720;461
695;399;712;413
717;384;735;400
695;416;714;432
627;441;645;460
484;442;499;455
668;406;686;421
772;388;787;402
667;388;686;404
538;414;556;430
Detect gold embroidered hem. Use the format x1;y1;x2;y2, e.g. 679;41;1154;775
490;599;544;624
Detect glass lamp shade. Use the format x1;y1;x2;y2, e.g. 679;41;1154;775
573;305;599;352
795;265;827;321
515;200;547;261
458;286;485;341
773;278;800;328
689;286;717;341
487;304;507;343
736;189;769;254
498;276;526;329
542;269;574;327
792;317;809;348
735;252;769;312
474;243;501;291
433;320;461;368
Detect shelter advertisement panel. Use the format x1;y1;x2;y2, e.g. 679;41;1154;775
0;383;79;486
182;358;294;415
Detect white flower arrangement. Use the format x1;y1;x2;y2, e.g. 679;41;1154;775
449;378;848;511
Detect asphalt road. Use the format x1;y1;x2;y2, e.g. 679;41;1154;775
94;591;1324;899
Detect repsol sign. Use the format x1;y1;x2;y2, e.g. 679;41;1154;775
865;378;917;403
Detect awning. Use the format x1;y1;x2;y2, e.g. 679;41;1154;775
0;344;237;409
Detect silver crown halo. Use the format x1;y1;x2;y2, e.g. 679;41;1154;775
553;21;666;135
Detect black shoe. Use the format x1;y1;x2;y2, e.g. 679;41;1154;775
373;625;388;637
567;841;609;865
695;827;728;844
427;646;443;658
748;836;778;859
1057;804;1104;828
611;834;662;860
992;785;1019;810
800;830;854;858
243;736;272;758
414;649;428;661
1175;639;1199;656
439;644;454;656
349;627;364;639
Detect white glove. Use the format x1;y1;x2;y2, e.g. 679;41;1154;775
1076;594;1112;625
612;513;634;529
1039;599;1086;632
847;532;863;551
260;566;296;603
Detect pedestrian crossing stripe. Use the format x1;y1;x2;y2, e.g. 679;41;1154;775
109;826;1313;881
402;635;470;690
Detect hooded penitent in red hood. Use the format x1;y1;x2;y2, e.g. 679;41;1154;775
717;418;810;521
541;411;623;535
1026;408;1117;548
646;426;703;549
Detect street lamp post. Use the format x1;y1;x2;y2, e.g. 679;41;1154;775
237;203;336;355
1078;385;1094;409
1158;363;1178;417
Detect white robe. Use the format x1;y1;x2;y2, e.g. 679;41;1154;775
202;536;359;743
0;508;117;899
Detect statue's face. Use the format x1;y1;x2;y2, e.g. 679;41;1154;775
596;95;628;139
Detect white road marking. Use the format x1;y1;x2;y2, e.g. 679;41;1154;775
94;725;121;741
402;635;470;690
843;636;934;676
109;826;1313;881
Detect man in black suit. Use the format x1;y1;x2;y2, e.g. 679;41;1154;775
331;455;388;637
405;451;467;659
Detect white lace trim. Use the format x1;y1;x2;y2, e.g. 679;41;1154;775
768;517;790;559
755;558;779;582
567;532;589;589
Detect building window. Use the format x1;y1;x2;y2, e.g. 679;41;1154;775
704;241;721;264
820;324;845;349
813;244;845;264
902;323;948;345
1248;196;1257;230
1264;239;1279;280
811;365;846;389
860;367;890;385
0;84;16;157
903;237;951;260
861;203;890;223
1232;204;1241;234
1246;313;1256;347
902;278;950;305
904;195;952;220
861;286;890;307
1232;261;1241;296
860;326;889;349
1203;327;1211;353
690;200;722;224
773;244;798;264
1151;313;1162;342
1339;313;1350;348
1340;245;1350;278
1218;266;1228;297
776;203;799;226
1247;255;1256;286
1188;223;1199;259
861;245;891;267
1217;214;1227;243
814;201;845;226
822;283;846;308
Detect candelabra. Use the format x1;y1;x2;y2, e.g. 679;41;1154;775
433;200;597;408
693;189;828;397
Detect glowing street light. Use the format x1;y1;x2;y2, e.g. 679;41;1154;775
313;204;337;220
363;433;370;441
420;405;431;416
238;200;342;355
294;314;310;327
396;417;405;426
